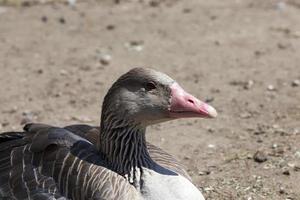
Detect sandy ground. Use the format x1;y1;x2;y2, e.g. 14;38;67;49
0;0;300;199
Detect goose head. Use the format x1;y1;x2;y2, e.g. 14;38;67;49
101;68;217;126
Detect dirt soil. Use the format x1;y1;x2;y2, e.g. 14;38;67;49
0;0;299;199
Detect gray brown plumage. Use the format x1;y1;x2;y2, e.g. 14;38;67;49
0;68;217;200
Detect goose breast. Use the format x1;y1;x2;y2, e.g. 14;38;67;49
140;168;205;200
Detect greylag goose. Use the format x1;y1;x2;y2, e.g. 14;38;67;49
0;68;217;200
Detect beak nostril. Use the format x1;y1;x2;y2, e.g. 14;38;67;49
188;99;194;104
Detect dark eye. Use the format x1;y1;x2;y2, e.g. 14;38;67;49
145;82;157;91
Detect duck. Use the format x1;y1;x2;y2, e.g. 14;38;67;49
0;67;217;200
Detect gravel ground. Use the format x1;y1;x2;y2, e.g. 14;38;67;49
0;0;299;199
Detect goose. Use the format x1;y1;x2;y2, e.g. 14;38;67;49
0;67;217;200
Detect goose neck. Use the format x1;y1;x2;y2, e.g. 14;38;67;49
99;115;154;181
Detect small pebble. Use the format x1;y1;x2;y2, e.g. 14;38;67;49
295;151;300;158
41;16;48;23
183;156;191;160
277;1;286;11
282;170;290;176
71;115;93;123
287;163;300;172
207;128;215;133
203;186;214;191
272;124;280;129
95;81;103;86
149;0;160;7
21;1;31;7
80;66;91;71
254;125;266;135
210;15;217;20
210;88;220;93
2;121;9;127
60;69;68;76
106;24;115;30
99;54;112;65
21;111;36;125
182;8;192;13
198;170;211;176
279;186;286;194
244;80;254;90
291;31;300;38
291;79;300;87
214;40;221;46
69;99;76;105
37;69;44;74
257;138;263;143
205;97;214;103
254;50;264;56
253;150;268;163
54;92;62;98
239;112;252;119
125;40;144;52
294;165;300;171
267;85;276;91
59;17;66;24
293;128;299;135
277;43;290;50
229;80;242;86
67;0;77;6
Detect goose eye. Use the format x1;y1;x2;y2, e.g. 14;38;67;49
145;82;157;91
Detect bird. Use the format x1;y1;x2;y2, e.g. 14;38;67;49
0;67;217;200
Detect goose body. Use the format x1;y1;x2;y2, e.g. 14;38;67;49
138;168;205;200
0;68;216;200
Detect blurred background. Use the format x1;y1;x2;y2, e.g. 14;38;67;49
0;0;299;199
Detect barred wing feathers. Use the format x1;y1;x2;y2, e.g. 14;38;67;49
0;123;189;199
0;124;137;200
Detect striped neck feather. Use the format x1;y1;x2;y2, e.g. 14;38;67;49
99;113;154;184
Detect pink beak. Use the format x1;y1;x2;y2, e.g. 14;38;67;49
169;83;217;118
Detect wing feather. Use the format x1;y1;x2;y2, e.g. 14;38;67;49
0;124;137;199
